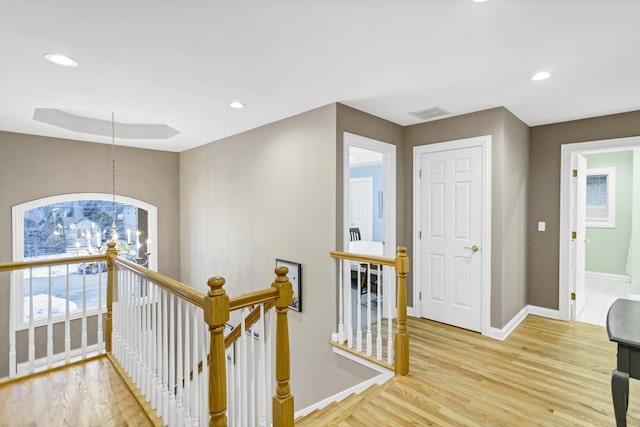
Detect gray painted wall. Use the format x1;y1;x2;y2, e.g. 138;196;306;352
528;110;640;309
403;107;529;328
0;131;180;377
179;104;378;411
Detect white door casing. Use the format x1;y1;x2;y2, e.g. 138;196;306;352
349;177;374;241
413;136;491;335
343;132;397;317
559;136;640;320
570;154;587;319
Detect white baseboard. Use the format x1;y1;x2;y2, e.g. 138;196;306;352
629;294;640;301
407;306;415;317
294;348;393;419
486;304;562;341
585;271;631;283
488;305;528;341
527;305;561;319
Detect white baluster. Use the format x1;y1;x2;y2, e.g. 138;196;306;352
97;263;103;354
149;283;156;406
65;265;71;364
241;308;248;427
347;261;353;349
183;302;192;424
47;266;53;369
366;263;372;357
81;266;87;360
191;305;199;426
335;259;345;343
376;264;382;360
168;293;176;426
155;285;162;417
356;264;363;352
265;309;273;424
9;270;17;378
140;278;147;397
176;298;184;424
200;318;209;427
387;266;394;365
258;303;267;427
161;289;169;422
28;268;35;374
250;319;255;427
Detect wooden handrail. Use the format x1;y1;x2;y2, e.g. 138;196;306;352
112;256;206;309
329;250;395;267
229;287;278;311
0;254;106;272
225;300;276;349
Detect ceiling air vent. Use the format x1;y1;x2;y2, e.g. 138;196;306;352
409;106;451;121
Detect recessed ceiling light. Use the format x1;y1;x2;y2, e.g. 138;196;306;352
531;71;552;81
473;0;488;3
229;101;245;109
44;53;79;67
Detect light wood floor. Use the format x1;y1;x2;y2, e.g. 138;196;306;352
298;315;640;426
0;356;153;427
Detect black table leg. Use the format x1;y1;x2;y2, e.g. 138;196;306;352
612;369;629;427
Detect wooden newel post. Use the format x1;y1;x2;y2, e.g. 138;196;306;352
105;241;117;353
272;266;294;427
204;277;230;427
394;246;410;375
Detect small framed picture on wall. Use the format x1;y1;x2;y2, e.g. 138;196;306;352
275;259;302;312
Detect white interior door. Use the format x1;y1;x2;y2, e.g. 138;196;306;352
418;145;483;331
349;177;373;241
570;154;587;319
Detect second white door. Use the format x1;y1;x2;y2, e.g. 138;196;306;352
418;144;483;332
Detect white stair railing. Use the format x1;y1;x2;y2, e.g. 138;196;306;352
1;255;107;381
111;258;209;427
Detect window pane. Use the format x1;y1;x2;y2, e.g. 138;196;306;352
22;200;148;321
586;174;607;207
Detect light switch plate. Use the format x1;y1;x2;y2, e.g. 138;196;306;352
538;221;546;232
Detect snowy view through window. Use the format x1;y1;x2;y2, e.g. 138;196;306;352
21;199;149;322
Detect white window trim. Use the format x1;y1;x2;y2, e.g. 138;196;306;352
11;193;157;330
585;167;616;228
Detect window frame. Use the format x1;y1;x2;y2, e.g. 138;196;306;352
585;167;616;228
11;193;157;329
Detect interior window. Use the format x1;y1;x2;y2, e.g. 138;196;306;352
586;167;615;228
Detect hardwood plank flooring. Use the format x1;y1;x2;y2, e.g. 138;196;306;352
0;356;153;427
298;315;640;426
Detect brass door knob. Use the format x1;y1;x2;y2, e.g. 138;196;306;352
464;245;480;253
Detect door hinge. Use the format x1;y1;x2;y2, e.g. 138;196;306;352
571;292;576;301
419;169;422;178
572;169;578;177
419;291;422;301
571;231;577;240
419;231;422;239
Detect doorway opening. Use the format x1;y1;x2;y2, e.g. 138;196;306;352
343;132;396;318
559;136;640;324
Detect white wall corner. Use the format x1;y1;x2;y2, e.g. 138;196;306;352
488;305;528;341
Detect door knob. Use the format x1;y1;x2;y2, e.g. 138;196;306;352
464;245;480;253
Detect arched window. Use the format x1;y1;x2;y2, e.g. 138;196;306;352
12;193;157;326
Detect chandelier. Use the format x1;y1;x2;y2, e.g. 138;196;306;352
74;113;151;266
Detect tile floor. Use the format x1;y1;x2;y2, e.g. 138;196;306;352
576;274;630;326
